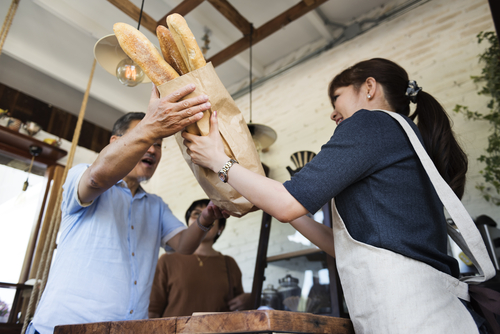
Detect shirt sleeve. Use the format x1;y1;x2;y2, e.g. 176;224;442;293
149;254;169;316
160;201;187;252
60;163;93;215
283;110;404;214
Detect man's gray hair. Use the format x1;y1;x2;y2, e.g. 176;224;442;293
111;112;145;136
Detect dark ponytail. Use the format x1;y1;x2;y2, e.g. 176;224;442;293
329;58;468;198
409;92;468;198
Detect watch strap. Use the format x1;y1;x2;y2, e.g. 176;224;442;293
218;159;238;183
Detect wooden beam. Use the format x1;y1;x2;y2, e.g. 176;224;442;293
157;0;205;27
207;0;251;35
488;0;500;45
207;0;329;67
303;0;316;6
107;0;158;34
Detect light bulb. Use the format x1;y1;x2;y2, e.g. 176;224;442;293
116;58;145;87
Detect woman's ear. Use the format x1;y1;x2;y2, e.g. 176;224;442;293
365;77;377;97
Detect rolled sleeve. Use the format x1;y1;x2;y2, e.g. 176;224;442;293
160;202;187;251
283;110;398;214
61;164;93;215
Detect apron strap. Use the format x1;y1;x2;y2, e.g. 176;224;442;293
379;110;496;284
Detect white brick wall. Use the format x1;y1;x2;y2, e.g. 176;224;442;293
143;0;499;293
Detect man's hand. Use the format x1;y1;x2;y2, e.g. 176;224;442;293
199;201;230;227
168;201;229;254
141;83;211;141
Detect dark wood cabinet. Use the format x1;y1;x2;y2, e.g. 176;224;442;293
0;83;111;152
251;202;349;318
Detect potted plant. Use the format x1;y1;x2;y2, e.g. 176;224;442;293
454;31;500;206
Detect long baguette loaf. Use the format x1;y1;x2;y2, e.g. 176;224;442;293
166;14;206;72
157;25;189;76
113;22;179;86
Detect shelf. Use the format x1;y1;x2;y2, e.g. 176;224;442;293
267;248;322;263
0;125;67;167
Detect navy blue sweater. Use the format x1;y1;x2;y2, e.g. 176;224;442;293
284;109;459;277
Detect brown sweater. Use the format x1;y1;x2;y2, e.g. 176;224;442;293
149;252;244;317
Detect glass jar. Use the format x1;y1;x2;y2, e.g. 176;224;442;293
260;284;281;310
277;274;301;311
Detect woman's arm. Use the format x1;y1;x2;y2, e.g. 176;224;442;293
289;215;335;257
182;111;308;222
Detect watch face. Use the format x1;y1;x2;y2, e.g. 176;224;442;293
218;171;226;183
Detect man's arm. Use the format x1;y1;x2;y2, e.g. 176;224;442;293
78;84;210;203
167;202;228;254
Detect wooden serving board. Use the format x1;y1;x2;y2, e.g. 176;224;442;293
54;310;354;334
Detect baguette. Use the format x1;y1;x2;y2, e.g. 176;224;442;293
166;14;206;72
156;25;189;76
113;22;179;86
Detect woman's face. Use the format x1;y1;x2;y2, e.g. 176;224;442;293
188;204;221;242
330;85;366;125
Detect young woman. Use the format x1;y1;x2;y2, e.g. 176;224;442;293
182;58;494;333
148;199;251;318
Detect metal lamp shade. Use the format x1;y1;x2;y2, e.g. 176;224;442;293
247;123;277;151
93;34;152;84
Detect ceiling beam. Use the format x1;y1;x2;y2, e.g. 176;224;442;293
305;10;333;41
207;0;251;35
157;0;205;27
207;0;329;67
107;0;157;34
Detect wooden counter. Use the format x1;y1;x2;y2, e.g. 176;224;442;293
54;310;354;334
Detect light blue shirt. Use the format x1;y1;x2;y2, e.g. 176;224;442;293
28;164;186;334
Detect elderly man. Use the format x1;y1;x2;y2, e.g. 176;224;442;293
28;84;225;334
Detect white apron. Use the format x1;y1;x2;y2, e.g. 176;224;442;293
331;110;496;334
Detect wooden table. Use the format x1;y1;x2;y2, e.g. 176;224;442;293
54;310;354;334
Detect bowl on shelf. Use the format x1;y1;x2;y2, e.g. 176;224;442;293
6;117;22;131
23;121;42;136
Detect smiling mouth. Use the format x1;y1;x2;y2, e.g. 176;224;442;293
141;157;155;166
336;117;343;125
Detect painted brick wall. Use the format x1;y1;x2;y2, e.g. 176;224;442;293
143;0;498;293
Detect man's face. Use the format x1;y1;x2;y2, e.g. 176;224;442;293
113;119;162;183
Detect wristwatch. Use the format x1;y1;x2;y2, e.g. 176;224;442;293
218;159;238;183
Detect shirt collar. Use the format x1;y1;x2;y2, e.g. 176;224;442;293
116;179;148;198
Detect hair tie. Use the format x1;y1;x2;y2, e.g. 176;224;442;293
406;80;422;104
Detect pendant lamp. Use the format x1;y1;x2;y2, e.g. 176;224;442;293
93;0;151;86
247;24;277;152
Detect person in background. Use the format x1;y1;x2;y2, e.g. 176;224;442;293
182;58;491;333
149;199;251;318
28;84;227;334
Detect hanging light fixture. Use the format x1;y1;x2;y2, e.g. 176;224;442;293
201;27;212;55
247;24;277;152
93;0;150;87
23;145;42;191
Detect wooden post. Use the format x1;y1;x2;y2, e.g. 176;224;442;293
27;165;65;279
488;0;500;44
250;211;272;309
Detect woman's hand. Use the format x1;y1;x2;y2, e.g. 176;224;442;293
182;110;229;173
228;293;252;311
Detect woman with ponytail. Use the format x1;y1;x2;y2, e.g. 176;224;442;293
182;58;494;333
